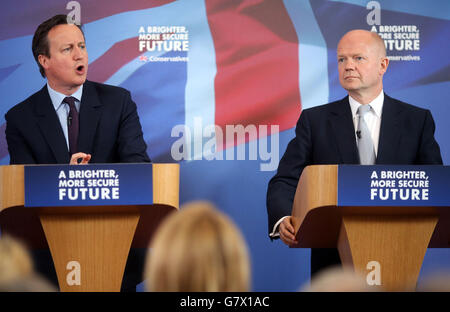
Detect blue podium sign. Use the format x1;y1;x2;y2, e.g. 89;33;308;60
337;165;450;207
25;163;153;207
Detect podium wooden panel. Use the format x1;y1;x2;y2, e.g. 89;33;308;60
0;164;179;292
291;165;449;291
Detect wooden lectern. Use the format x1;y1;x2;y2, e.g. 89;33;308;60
0;164;179;292
291;165;449;291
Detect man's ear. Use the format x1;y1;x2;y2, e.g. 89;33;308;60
38;54;49;71
379;57;389;76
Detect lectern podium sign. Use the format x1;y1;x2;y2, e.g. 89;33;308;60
292;165;449;291
0;163;178;291
24;163;153;207
338;165;450;206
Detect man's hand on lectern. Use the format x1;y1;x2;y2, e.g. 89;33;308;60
70;152;91;165
279;217;298;246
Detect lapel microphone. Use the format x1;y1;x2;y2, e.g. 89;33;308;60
68;115;73;127
356;130;361;139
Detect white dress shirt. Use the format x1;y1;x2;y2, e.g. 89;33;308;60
349;91;384;156
47;83;83;151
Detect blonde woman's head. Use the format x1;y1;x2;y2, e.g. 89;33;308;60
145;201;250;292
0;235;33;283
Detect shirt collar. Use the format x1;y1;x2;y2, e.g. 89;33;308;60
349;90;384;118
47;83;83;111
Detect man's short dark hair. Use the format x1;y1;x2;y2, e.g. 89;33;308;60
32;14;85;78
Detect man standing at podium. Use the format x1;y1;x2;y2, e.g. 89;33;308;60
266;29;442;276
4;14;150;291
5;14;150;165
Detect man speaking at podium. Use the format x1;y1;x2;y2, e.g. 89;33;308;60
266;30;442;276
5;14;150;165
4;14;150;291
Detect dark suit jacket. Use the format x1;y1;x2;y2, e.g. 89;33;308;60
5;80;150;164
267;94;442;234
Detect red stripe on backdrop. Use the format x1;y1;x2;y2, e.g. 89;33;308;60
206;0;301;149
87;37;142;83
87;33;175;83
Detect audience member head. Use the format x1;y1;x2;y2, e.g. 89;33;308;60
0;235;57;292
145;201;251;291
417;271;450;292
0;234;34;282
301;266;375;292
0;274;57;292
